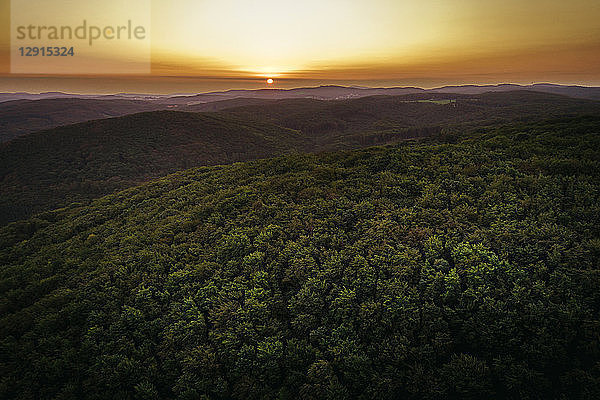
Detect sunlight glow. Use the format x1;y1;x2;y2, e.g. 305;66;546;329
150;0;600;81
8;0;598;84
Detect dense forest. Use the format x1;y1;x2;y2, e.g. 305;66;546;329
0;112;305;225
1;115;599;399
0;98;165;143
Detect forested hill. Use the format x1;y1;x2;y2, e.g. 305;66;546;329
3;90;599;144
223;91;600;144
1;116;599;399
3;91;600;225
0;111;305;225
0;98;166;142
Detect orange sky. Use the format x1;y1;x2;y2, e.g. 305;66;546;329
1;0;599;93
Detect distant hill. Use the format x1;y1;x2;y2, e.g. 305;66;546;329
0;98;166;142
184;97;278;112
1;91;599;224
2;84;598;105
2;86;599;142
224;91;600;148
164;84;600;103
0;92;169;103
0;98;285;143
162;85;427;104
0;91;87;103
430;83;600;100
0;111;304;224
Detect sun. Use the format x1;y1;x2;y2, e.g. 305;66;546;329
266;78;274;85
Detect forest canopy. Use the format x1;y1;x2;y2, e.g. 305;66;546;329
1;116;600;399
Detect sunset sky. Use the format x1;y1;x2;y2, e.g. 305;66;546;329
1;0;599;93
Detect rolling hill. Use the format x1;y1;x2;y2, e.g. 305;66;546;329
430;83;600;100
0;98;168;142
224;91;600;148
0;98;282;142
1;116;599;399
1;91;600;225
2;88;600;143
161;83;600;103
0;111;304;224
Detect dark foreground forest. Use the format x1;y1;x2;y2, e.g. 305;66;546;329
1;116;600;399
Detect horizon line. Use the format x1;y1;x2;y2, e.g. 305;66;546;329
1;81;599;97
